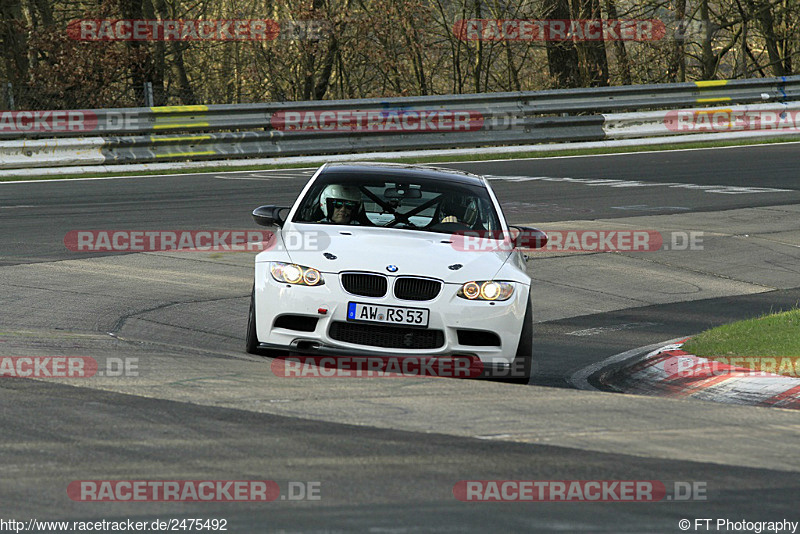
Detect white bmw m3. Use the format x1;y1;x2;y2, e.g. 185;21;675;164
246;163;547;382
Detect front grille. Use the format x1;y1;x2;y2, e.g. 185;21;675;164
330;322;444;349
394;277;442;301
341;272;387;297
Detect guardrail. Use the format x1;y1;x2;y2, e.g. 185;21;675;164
602;101;800;139
1;75;800;170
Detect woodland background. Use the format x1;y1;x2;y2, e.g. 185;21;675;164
0;0;797;109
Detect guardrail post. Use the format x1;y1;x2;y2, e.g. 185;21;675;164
143;82;154;107
5;82;14;110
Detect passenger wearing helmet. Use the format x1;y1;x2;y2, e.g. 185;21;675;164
319;184;362;224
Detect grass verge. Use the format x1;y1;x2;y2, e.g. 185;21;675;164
682;309;800;377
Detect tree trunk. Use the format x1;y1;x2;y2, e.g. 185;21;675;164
542;0;579;87
744;0;786;76
667;0;686;82
575;0;609;86
0;0;29;87
120;0;151;96
28;0;53;27
303;0;342;100
604;0;630;84
147;0;167;105
314;34;339;100
737;19;748;77
472;0;483;92
503;39;522;91
700;0;716;79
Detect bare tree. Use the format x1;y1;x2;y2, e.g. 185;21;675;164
542;0;580;87
574;0;609;86
0;0;29;88
604;0;630;84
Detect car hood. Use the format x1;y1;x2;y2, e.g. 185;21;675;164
277;225;516;283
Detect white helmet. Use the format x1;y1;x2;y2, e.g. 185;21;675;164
319;184;362;219
442;194;479;226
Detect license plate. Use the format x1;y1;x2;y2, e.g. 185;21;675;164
347;302;429;327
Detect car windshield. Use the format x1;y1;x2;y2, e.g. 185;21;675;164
291;173;503;235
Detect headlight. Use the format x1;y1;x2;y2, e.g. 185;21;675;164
457;280;514;301
270;262;324;286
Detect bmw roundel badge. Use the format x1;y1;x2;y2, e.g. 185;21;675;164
386;265;399;272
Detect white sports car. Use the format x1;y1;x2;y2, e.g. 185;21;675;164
246;163;547;382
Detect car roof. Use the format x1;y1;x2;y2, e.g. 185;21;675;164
318;162;486;187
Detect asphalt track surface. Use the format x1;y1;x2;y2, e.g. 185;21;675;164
1;143;800;532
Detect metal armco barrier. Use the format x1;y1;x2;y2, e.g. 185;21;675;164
1;75;799;169
602;101;800;139
99;116;605;163
0;137;105;168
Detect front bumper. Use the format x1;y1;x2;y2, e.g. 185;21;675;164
254;262;530;367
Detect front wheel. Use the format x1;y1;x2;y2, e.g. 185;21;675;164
245;285;260;355
506;298;533;384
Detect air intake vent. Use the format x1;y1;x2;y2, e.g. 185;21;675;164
274;315;318;332
457;329;501;347
330;322;444;349
341;272;387;297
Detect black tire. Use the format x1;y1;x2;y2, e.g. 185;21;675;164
506;298;533;384
245;285;260;355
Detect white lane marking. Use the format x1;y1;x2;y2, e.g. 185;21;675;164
486;175;793;195
214;171;314;181
437;140;800;164
0;205;35;209
566;322;662;337
475;434;513;440
244;171;314;178
213;175;273;181
569;337;686;391
611;205;691;211
0;167;318;185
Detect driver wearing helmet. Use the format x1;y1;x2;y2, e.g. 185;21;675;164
319;184;362;225
440;194;479;227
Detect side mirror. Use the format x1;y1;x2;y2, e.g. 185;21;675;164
510;226;548;249
252;205;290;227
